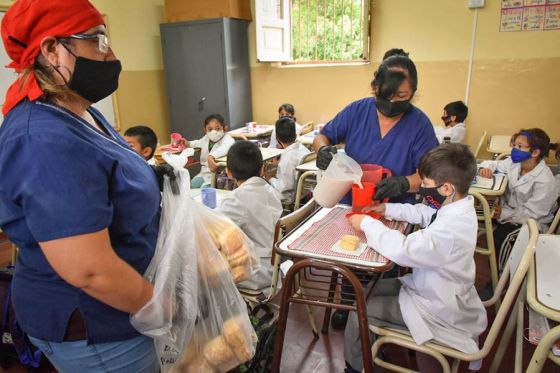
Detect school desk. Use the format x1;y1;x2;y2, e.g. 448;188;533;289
272;205;409;373
211;148;285;187
228;124;273;140
525;234;560;372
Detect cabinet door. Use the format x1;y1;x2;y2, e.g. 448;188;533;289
161;21;227;140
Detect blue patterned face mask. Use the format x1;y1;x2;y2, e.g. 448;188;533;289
511;147;532;163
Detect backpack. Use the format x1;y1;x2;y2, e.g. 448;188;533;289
232;304;278;373
0;266;43;370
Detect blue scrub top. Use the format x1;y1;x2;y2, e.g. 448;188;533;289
0;100;161;344
321;97;439;204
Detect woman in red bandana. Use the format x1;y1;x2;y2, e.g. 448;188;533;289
0;1;159;371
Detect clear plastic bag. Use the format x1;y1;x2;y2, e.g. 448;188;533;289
131;169;258;372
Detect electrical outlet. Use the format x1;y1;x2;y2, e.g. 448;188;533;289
468;0;485;8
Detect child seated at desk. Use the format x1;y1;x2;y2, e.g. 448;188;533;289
268;117;310;203
123;125;158;165
434;101;468;144
344;143;487;372
184;114;235;188
478;128;557;270
217;141;283;295
268;103;303;148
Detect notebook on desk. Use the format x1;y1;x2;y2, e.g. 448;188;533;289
473;174;505;190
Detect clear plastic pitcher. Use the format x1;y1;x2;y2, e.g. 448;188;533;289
314;153;363;207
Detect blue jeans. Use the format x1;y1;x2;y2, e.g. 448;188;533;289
28;335;158;373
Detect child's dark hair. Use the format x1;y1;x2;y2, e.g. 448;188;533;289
124;125;158;158
372;56;418;99
444;101;468;123
511;128;550;161
226;141;263;181
278;103;295;116
418;143;477;195
204;113;226;129
382;48;409;61
275;117;297;144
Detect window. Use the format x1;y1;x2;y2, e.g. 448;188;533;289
255;0;371;64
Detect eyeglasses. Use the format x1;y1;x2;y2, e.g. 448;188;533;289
59;33;110;54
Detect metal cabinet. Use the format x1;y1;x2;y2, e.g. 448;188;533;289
160;18;252;139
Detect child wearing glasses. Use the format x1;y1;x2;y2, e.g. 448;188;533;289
478;128;557;271
344;144;487;372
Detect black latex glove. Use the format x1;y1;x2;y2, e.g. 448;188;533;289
150;164;179;194
374;176;410;200
316;145;337;170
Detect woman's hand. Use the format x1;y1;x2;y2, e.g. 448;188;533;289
478;168;493;178
207;155;218;172
363;202;386;216
348;214;367;231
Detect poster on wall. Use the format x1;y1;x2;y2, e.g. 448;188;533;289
523;5;546;30
545;4;560;29
501;0;560;31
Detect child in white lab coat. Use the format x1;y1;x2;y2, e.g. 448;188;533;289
434;101;468;144
268;117;310;203
185;114;235;188
268;103;303;149
217;141;283;295
123;125;158;165
478;128;557;270
344;143;487;372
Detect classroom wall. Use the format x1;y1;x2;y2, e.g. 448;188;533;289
249;0;560;159
91;0;170;142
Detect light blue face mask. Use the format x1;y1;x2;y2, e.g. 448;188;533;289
511;147;532;163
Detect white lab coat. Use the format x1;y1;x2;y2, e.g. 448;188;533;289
217;177;283;291
479;158;557;231
434;122;466;144
269;141;310;202
268;122;303;149
189;134;235;185
360;196;487;353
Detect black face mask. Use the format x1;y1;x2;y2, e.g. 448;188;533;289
376;97;411;117
58;43;122;103
68;57;122;103
419;185;446;209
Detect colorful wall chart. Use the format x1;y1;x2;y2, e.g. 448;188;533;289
501;0;560;31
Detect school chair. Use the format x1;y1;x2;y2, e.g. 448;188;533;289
299;121;314;135
526;325;560;373
238;199;319;310
293;152;318;210
368;219;539;373
548;202;560;234
473;130;487;159
471;189;500;295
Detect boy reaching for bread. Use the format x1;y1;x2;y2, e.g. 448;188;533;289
217;141;283;296
343;144;487;372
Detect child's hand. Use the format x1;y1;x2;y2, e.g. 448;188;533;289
348;214;367;231
362;202;386;216
493;204;502;219
478;168;493;179
207;155;218;172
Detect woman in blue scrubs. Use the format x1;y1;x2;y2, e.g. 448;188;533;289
313;56;439;330
0;1;160;371
313;56;439;204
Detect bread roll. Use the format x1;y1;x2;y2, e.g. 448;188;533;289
227;250;249;268
223;317;247;347
339;234;360;251
202;336;235;367
184;356;215;373
231;266;249;283
218;226;244;255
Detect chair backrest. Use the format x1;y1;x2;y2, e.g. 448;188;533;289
547;197;560;234
274;198;317;244
495;152;511;160
473;130;487;158
299;152;317;165
299;121;314;135
480;219;539;355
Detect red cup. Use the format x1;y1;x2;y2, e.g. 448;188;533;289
170;132;182;147
352;182;375;213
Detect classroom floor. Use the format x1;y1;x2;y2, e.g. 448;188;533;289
0;236;557;373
